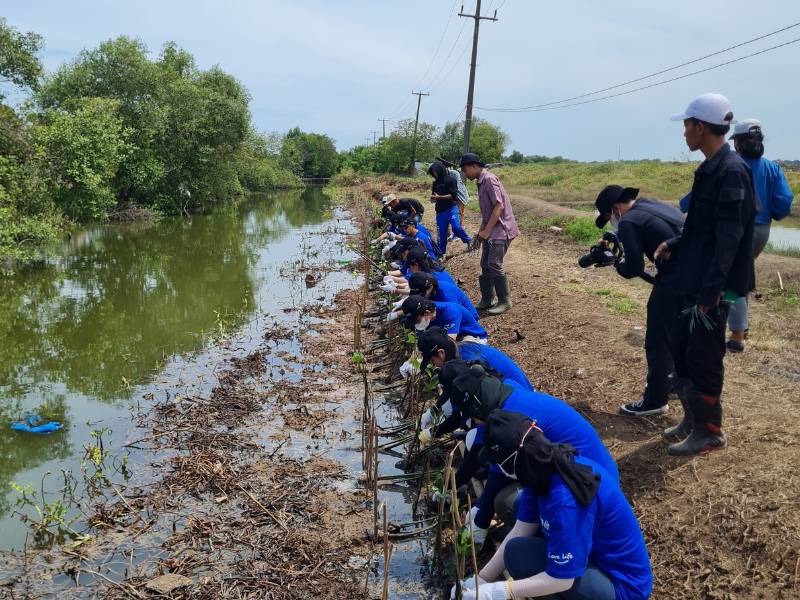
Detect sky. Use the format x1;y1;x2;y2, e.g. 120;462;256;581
4;0;799;161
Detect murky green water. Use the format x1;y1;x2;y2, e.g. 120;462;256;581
0;187;338;549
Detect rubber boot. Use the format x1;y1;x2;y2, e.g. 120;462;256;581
475;275;496;310
667;388;726;456
487;275;512;315
663;377;693;440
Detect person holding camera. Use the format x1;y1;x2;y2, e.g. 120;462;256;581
655;93;757;456
593;185;685;417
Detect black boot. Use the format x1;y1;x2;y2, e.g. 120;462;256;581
667;388;726;456
475;275;496;310
487;275;512;315
663;377;693;440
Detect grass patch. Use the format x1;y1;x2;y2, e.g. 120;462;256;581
562;283;639;316
765;242;800;258
563;217;602;245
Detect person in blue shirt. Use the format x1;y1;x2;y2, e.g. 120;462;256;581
400;295;487;341
408;271;479;320
400;219;441;258
452;410;652;600
679;119;793;353
450;364;618;550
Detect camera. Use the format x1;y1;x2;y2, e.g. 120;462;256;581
578;232;623;268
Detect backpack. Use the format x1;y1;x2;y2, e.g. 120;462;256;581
448;168;470;205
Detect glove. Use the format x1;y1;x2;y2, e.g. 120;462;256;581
383;275;394;284
370;238;380;245
465;427;478;451
418;428;433;448
463;506;488;549
390;261;401;270
449;577;494;599
431;489;452;505
387;310;400;322
420;409;433;429
380;282;397;293
399;360;420;379
387;232;398;241
454;581;508;600
392;299;405;310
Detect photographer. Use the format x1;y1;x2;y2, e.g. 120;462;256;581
593;185;685;417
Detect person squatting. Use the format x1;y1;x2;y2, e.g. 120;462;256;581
367;92;792;600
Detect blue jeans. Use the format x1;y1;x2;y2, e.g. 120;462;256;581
504;537;616;600
435;205;470;254
728;223;770;332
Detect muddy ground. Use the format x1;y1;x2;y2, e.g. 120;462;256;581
354;178;800;599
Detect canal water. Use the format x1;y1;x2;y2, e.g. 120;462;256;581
768;224;800;252
0;187;349;550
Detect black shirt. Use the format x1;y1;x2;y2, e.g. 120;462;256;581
396;197;424;216
666;144;757;305
616;199;684;281
430;160;458;213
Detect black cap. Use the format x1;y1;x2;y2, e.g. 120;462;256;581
406;246;430;267
484;410;538;465
400;295;435;329
390;237;420;260
438;359;472;400
417;327;456;370
459;152;486;168
408;271;437;296
594;185;639;228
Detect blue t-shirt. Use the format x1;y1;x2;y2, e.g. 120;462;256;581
413;229;438;257
679;156;793;225
493;388;619;481
459;343;533;390
432;268;457;288
437;281;480;320
516;457;653;600
432;301;487;339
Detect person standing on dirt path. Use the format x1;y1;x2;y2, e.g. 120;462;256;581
429;160;473;255
679;119;794;353
655;93;757;456
593;185;685;418
460;152;519;316
451;410;652;600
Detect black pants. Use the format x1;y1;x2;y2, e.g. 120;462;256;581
671;299;729;432
643;283;681;407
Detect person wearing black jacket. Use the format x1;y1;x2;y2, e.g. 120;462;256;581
428;160;471;254
383;194;424;222
655;93;757;456
594;186;685;417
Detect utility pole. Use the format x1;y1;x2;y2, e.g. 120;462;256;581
378;118;390;140
370;130;379;146
459;0;498;154
410;91;430;173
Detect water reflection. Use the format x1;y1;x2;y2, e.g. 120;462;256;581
0;187;331;534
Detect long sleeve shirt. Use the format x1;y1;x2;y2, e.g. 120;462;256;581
615;199;684;281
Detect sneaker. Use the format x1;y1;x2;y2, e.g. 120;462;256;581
726;339;745;353
619;397;669;417
667;429;726;456
448;234;456;242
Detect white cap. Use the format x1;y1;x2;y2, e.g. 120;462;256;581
670;93;734;126
730;118;762;138
381;193;397;205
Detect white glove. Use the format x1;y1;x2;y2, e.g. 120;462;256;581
392;299;405;310
370;238;380;245
399;360;420;379
383;275;394;284
464;506;488;549
420;409;433;429
431;489;452;505
380;282;397;293
387;310;400;322
390;261;401;270
465;427;479;451
387;232;398;241
418;428;433;448
441;399;453;418
456;581;508;600
449;577;494;599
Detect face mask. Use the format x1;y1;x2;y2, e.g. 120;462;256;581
497;450;518;480
609;211;620;232
415;317;431;331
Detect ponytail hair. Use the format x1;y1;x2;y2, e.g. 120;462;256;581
734;129;765;159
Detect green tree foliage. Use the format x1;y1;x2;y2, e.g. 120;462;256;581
34;97;130;221
338;119;440;174
437;118;508;164
507;150;524;164
0;18;44;97
238;129;301;190
280;127;338;178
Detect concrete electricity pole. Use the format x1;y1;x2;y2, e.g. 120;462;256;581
459;0;497;154
410;91;430;173
370;130;379;146
378;118;390;139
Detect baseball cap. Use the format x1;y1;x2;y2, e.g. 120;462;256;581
730;118;762;139
406;247;430;267
408;271;437;296
459;152;487;168
594;185;639;228
381;193;397;205
670;93;734;126
417;326;455;370
400;295;435;329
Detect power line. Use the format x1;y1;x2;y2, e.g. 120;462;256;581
477;20;800;112
475;36;800;113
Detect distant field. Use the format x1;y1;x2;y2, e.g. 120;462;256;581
493;160;800;226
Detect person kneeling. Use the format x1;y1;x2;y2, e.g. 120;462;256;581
451;410;652;600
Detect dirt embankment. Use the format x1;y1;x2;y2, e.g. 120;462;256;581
360;180;800;599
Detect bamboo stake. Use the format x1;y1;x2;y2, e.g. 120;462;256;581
381;502;393;600
466;495;480;598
